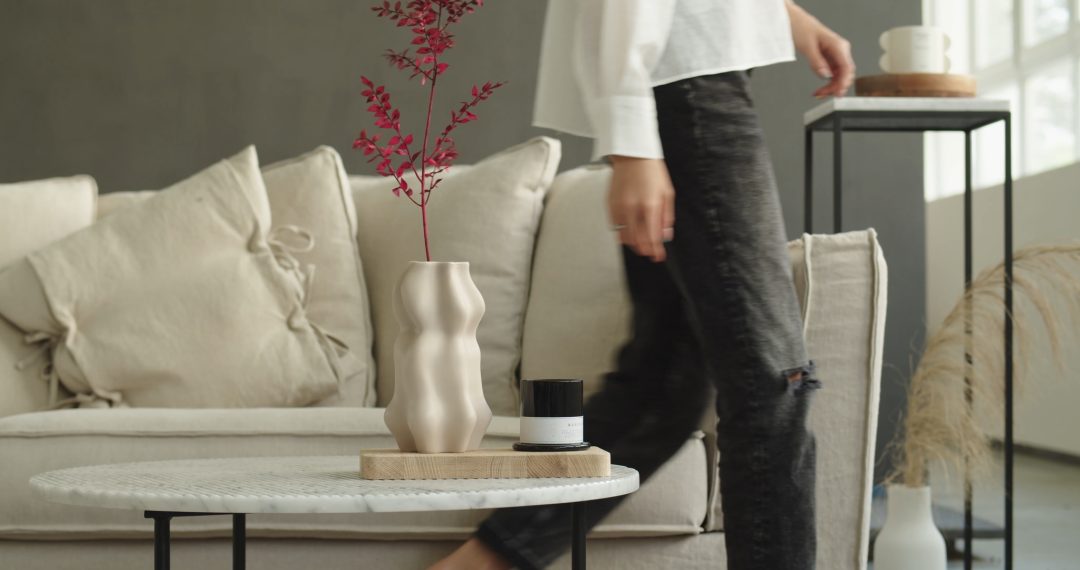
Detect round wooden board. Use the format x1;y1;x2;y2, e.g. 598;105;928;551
855;73;977;98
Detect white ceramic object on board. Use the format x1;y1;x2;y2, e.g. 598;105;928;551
385;261;492;453
879;26;951;74
873;485;947;570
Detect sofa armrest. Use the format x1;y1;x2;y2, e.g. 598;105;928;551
701;230;887;570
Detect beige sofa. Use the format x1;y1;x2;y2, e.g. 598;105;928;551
0;160;886;570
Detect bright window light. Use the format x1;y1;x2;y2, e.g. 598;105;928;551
924;0;1080;200
1024;0;1070;46
975;0;1014;68
1024;58;1076;173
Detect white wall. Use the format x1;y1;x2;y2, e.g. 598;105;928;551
925;162;1080;457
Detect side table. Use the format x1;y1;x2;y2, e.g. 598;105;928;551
804;96;1013;570
30;456;639;570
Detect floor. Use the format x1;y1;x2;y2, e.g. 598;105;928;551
870;450;1080;569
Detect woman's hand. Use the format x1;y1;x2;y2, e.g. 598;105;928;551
786;1;855;98
607;156;675;263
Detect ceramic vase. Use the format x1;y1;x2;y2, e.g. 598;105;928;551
385;261;491;453
873;485;947;570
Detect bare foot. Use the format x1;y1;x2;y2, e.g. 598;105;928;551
428;537;512;570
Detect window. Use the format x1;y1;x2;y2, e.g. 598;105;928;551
923;0;1080;200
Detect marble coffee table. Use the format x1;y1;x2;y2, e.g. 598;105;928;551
30;456;639;570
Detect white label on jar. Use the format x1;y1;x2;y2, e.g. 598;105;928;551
520;416;584;445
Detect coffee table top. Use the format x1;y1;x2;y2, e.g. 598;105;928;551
30;456;639;514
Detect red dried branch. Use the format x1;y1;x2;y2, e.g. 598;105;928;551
357;0;500;260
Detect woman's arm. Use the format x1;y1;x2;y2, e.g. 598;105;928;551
575;0;678;263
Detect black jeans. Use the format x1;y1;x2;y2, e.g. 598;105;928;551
476;71;820;570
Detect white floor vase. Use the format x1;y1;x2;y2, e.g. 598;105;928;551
385;261;492;453
873;484;947;570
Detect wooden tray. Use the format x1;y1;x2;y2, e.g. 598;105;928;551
360;447;610;480
855;73;976;98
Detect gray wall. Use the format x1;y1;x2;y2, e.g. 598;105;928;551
0;0;566;189
1;0;921;479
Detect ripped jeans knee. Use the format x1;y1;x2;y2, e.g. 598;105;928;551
783;361;822;394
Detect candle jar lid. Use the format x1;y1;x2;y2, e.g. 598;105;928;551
520;378;583;417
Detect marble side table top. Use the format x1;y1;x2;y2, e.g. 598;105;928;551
30;456;639;514
804;96;1011;126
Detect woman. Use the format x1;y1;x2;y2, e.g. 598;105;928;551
433;1;854;568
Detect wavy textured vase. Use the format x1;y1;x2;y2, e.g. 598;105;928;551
385;261;491;453
873;485;947;570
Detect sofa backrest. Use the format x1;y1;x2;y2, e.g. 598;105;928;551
523;164;886;570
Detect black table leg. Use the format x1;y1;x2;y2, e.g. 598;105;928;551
832;115;843;233
145;511;243;569
963;129;975;570
1003;114;1015;570
147;512;171;570
233;513;246;570
572;501;587;570
804;127;813;234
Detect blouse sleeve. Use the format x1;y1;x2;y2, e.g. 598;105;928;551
574;0;677;161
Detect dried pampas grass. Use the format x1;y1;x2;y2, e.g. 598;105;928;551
892;242;1080;487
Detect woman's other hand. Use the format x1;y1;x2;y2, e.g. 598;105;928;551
607;156;675;263
787;1;855;98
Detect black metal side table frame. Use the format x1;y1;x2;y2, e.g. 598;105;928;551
145;502;592;570
804;106;1014;570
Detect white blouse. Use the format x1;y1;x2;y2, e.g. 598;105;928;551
533;0;795;161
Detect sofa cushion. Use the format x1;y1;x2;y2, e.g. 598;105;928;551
0;176;98;269
518;165;627;402
351;137;561;415
0;176;97;418
0;408;707;540
260;147;375;406
0;147;344;408
94;147;377;407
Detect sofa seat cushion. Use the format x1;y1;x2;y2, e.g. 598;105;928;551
0;408;708;540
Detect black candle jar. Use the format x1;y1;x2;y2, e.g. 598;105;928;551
513;379;590;452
